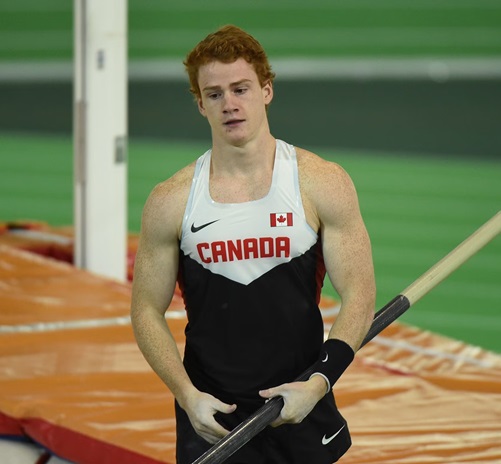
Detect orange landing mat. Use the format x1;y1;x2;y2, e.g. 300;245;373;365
1;244;501;463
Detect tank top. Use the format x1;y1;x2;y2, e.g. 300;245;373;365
178;139;326;409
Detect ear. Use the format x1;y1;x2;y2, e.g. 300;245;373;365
197;97;207;118
263;81;273;105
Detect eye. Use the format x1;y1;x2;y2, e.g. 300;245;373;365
234;87;247;95
207;92;221;100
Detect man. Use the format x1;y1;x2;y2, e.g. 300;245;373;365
131;25;376;464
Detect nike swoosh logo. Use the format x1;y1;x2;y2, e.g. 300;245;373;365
321;424;346;445
190;219;220;233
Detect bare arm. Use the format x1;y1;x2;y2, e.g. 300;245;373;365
260;149;375;424
130;169;235;443
313;158;376;350
131;176;193;400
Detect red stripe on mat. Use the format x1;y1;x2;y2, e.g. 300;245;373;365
20;418;166;464
0;411;24;436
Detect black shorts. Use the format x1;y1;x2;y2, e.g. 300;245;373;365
175;392;351;464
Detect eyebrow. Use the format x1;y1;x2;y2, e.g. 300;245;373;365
202;79;253;93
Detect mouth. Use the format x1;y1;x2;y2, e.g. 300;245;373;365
223;119;245;127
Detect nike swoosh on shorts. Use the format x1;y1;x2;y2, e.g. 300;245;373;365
321;424;346;445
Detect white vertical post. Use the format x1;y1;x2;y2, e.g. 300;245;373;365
74;0;128;281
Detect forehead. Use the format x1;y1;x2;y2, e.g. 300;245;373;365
198;58;258;89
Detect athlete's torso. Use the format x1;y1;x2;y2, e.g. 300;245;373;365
178;139;326;408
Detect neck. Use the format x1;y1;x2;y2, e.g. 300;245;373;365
210;134;276;177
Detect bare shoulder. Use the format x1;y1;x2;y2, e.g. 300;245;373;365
147;162;195;207
296;147;352;192
295;146;360;227
142;162;196;238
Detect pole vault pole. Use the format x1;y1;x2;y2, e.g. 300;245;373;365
192;211;501;464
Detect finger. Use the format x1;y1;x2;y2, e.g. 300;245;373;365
269;414;285;428
206;418;233;442
199;431;219;445
258;389;286;427
215;401;237;415
196;419;229;444
258;388;271;399
259;387;282;399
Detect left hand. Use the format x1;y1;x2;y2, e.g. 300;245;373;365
258;375;327;427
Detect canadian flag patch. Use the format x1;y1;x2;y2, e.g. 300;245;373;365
270;212;293;227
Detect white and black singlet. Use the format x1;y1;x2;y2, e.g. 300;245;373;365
178;139;327;409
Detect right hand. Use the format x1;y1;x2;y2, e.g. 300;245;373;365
182;389;237;444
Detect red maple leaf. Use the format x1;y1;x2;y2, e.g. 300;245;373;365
277;215;286;223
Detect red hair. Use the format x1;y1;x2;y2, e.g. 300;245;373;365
184;25;275;100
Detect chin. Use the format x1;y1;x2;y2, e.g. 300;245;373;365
224;132;249;146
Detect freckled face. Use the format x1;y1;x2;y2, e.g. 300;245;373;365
197;58;273;146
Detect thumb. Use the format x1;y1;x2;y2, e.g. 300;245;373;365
259;387;279;400
215;400;237;415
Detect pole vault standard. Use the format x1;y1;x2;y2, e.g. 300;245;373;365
192;211;501;464
74;0;128;281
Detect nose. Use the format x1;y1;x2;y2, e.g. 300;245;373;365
222;91;238;114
